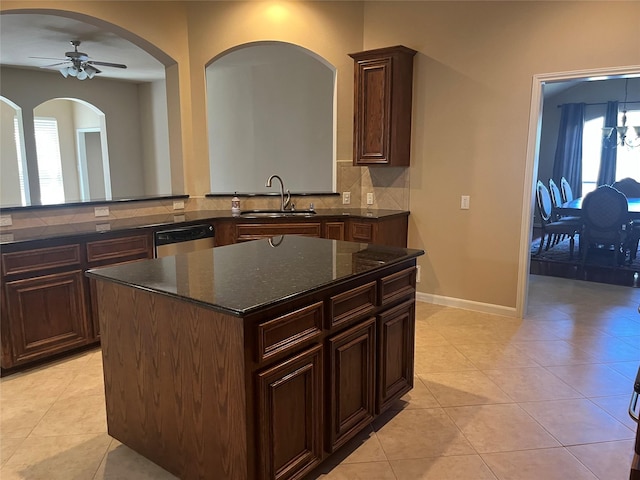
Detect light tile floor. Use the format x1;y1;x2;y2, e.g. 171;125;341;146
1;274;638;479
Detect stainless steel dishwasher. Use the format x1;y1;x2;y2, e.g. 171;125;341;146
154;223;215;257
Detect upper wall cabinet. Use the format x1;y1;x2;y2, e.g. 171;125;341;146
349;46;416;167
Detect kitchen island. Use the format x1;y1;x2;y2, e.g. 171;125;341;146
86;236;424;480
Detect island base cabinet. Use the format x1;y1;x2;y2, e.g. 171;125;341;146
377;299;415;413
4;271;90;366
257;344;324;480
327;317;376;452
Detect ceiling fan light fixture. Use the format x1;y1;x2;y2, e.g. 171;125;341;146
68;66;78;77
59;67;69;78
84;65;98;79
77;69;88;80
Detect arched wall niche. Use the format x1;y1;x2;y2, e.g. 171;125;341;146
0;8;184;207
206;40;337;195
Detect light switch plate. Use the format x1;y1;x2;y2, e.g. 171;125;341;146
173;200;185;210
95;223;111;232
461;195;470;210
366;193;374;205
0;215;12;226
342;192;351;205
94;206;110;217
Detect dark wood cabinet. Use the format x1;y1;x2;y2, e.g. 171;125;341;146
324;222;345;240
327;317;376;452
236;222;322;242
348;214;409;247
257;344;324;480
86;233;153;267
93;251;418;480
377;299;415;414
1;232;154;371
4;270;89;366
350;45;416;167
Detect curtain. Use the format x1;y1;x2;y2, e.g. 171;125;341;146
552;103;585;198
596;101;619;186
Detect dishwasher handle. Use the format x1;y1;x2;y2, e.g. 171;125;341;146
155;224;214;246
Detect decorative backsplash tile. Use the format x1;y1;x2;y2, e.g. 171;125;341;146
0;162;410;230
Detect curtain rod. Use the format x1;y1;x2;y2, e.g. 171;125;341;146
557;100;640;108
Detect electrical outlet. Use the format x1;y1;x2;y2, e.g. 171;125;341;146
416;265;421;283
173;200;185;210
94;206;110;217
342;192;351;205
0;215;12;227
95;223;111;232
461;195;470;210
366;193;374;205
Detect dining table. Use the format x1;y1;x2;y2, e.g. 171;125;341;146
558;197;640;220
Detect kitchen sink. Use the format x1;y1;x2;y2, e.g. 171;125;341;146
239;209;317;218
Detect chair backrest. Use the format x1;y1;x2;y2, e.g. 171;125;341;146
581;185;629;241
611;177;640;198
535;180;553;223
548;179;563;209
560;177;573;203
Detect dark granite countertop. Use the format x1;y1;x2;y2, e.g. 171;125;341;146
86;235;424;317
0;209;408;245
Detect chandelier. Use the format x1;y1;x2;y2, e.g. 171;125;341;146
602;78;640;148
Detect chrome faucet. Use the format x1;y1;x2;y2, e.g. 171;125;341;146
265;174;291;211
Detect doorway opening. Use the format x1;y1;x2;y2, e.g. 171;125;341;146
518;65;640;318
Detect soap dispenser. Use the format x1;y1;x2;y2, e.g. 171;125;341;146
231;193;241;215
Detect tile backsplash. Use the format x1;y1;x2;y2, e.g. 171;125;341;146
0;161;409;231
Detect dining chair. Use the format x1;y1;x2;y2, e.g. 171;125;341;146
612;177;640;198
548;178;564;216
580;185;630;266
612;178;640;262
548;179;581;242
560;177;574;204
535;180;581;257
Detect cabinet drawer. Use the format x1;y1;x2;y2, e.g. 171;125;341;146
86;234;152;265
324;222;345;240
350;222;374;242
379;267;416;306
329;281;377;329
236;222;321;242
258;302;323;362
2;244;81;276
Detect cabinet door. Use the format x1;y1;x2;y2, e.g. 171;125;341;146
377;299;415;414
353;57;391;165
327;317;376;452
4;270;90;366
350;46;416;167
324;222;345;241
257;344;323;480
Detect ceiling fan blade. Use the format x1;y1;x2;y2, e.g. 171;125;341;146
88;60;127;69
29;56;69;61
40;61;71;68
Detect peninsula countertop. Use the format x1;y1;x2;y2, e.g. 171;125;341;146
86;235;424;316
0;208;409;245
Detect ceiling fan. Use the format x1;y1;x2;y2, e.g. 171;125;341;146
32;40;127;80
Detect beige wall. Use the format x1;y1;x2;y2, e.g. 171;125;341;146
1;1;639;313
1;67;147;199
361;2;640;308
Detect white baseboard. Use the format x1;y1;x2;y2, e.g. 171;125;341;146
416;292;518;318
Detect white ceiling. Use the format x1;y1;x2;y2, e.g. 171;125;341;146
0;13;166;82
